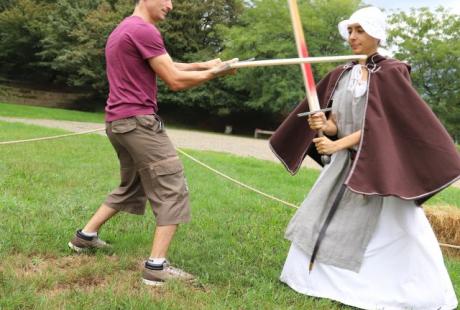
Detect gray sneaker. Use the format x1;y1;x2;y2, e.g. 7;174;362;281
68;229;110;252
142;260;195;286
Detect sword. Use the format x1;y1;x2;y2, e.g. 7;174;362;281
288;0;351;273
288;0;334;166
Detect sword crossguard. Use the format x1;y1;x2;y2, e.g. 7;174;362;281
297;107;332;118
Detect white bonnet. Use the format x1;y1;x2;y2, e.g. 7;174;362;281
338;7;387;46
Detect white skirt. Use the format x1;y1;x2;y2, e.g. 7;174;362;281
280;197;458;310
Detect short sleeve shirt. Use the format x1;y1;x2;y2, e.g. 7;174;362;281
105;16;167;122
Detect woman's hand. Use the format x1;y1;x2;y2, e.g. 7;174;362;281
308;112;328;131
313;136;339;155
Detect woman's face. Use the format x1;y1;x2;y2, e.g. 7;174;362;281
347;23;379;56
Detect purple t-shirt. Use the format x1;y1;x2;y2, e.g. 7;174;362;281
105;16;167;122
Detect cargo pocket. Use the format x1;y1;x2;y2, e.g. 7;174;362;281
111;117;137;134
150;157;186;201
135;115;162;132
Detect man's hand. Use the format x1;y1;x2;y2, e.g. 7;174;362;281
313;136;338;155
202;58;222;69
211;58;239;77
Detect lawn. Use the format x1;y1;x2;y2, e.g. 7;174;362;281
0;102;105;123
0;120;459;309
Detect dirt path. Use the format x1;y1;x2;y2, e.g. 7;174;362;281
1;116;459;189
0;116;321;167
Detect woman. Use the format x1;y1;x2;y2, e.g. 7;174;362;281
270;6;459;310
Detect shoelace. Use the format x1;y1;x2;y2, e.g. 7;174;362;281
165;266;187;276
162;261;187;276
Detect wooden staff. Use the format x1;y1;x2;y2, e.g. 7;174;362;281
218;55;366;70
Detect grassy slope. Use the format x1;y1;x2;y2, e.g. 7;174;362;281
0;121;459;309
0;104;460;309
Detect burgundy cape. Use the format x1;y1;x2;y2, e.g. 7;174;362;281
269;54;460;205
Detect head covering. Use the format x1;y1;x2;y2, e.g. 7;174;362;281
338;7;387;46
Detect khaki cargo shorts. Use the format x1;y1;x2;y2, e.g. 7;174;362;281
104;114;190;225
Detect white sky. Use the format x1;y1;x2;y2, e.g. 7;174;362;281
363;0;460;14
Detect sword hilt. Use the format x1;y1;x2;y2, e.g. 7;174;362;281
298;108;332;165
318;131;331;165
297;107;332;118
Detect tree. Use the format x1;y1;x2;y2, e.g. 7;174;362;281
38;0;104;86
46;0;132;93
0;0;52;78
0;0;14;12
388;7;460;140
155;0;245;116
217;0;361;118
160;0;244;61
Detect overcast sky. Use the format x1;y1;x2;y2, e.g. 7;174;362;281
363;0;460;14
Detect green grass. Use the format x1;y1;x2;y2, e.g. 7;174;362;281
0;121;459;309
0;102;105;123
0;102;228;136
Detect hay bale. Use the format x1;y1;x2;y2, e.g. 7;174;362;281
424;205;460;257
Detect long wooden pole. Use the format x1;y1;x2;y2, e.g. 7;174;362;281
223;55;366;69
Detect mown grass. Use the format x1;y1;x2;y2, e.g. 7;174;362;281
0;102;105;123
0;121;348;309
0;102;225;135
0;119;459;308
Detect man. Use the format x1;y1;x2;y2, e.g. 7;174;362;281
68;0;237;286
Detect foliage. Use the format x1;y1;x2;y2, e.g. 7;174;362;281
160;0;244;60
0;0;51;78
0;0;14;11
37;0;128;90
156;0;245;115
388;8;460;140
217;0;360;117
0;1;459;136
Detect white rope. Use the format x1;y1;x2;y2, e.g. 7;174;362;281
0;128;298;209
2;128;460;251
176;148;299;209
439;243;460;250
0;128;105;145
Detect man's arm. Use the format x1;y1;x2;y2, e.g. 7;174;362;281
174;58;221;71
149;54;234;91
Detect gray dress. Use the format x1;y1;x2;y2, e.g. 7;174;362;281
285;69;383;272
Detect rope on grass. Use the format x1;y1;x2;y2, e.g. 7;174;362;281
0;128;105;145
176;148;299;209
0;128;298;209
2;128;460;251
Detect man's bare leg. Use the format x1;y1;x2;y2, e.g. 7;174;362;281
142;224;194;285
82;204;119;233
150;224;177;258
68;204;118;252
